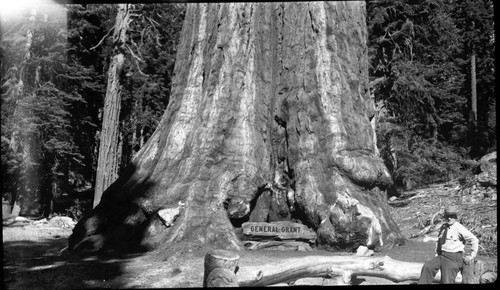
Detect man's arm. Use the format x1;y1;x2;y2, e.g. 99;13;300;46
459;224;479;258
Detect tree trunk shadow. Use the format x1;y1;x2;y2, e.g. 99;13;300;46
3;237;145;289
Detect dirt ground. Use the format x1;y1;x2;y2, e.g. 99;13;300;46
3;182;497;288
2;227;426;289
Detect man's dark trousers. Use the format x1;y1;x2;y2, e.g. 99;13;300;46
418;251;463;284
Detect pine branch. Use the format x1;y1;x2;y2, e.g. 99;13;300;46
369;77;386;88
126;45;144;63
145;16;159;29
126;45;147;77
90;27;115;51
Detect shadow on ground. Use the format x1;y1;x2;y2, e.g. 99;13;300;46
3;237;147;289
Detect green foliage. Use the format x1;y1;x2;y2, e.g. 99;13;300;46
1;5;101;215
377;118;476;189
451;0;496;157
368;0;495;189
395;138;476;188
119;3;185;167
66;4;114;183
65;199;91;221
1;3;185;216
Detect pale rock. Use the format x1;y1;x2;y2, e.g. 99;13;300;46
48;216;76;228
480;272;497;284
479;151;497;174
158;201;185;228
477;172;497;187
158;208;180;227
476;151;497;188
14;216;32;223
355;245;373;256
296;243;313;252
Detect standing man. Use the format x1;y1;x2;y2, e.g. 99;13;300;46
418;205;479;284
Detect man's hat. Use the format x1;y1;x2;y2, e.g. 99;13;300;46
444;206;458;216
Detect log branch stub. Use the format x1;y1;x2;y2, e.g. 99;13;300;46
462;259;497;284
203;250;240;287
462;260;477;284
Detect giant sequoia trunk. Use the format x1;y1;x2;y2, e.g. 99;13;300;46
69;2;404;253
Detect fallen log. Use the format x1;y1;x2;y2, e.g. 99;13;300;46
244;261;354;286
204;250;466;287
236;255;434;286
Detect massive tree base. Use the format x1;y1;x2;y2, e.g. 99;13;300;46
69;2;404;254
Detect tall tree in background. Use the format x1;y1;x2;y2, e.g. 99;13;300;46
452;0;495;156
93;3;184;208
66;4;113;191
2;3;182;218
1;5;86;216
93;4;131;208
69;2;403;254
366;0;494;188
120;3;185;169
2;8;41;216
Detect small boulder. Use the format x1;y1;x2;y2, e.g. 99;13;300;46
158;201;185;228
479;151;497;175
14;216;32;223
477;172;497;187
48;216;76;228
480;272;497;284
355;245;374;256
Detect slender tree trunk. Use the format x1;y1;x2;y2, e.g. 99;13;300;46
131;98;143;158
70;2;402;254
470;53;477;127
139;127;144;148
487;96;496;148
131;100;138;155
93;4;130;208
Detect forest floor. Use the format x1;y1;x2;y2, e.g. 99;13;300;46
3;180;497;288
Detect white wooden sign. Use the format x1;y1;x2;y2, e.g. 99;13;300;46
242;221;316;242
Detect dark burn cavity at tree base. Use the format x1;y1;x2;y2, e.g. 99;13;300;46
68;2;404;254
